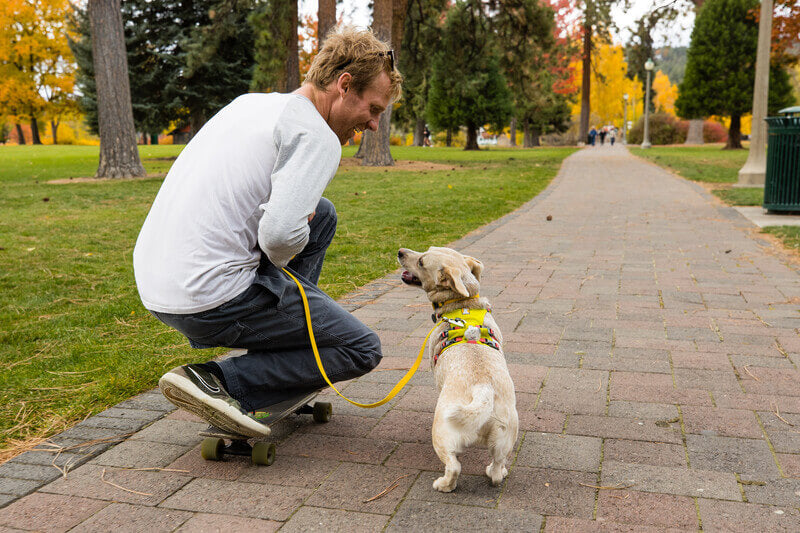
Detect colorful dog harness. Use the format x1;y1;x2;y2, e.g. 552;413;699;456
432;306;501;366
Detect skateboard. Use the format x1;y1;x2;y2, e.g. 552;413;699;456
198;390;332;465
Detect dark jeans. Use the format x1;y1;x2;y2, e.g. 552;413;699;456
151;197;382;410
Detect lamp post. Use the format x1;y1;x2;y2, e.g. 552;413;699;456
641;58;654;149
623;93;629;144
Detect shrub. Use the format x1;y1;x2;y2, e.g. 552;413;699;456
703;120;727;143
627;113;686;145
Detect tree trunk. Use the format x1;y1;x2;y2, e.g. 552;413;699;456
285;1;300;92
30;117;42;145
361;0;395;166
685;118;704;144
530;126;541;147
578;22;592;145
465;122;479;150
414;117;425;146
523;121;531;147
446;128;452;147
318;0;336;45
189;108;206;138
524;122;540;147
50;120;59;145
725;114;743;149
509;117;517;147
15;123;26;145
89;0;145;178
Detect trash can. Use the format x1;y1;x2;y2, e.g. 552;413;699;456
763;106;800;212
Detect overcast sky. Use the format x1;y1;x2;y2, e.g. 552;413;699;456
299;0;696;48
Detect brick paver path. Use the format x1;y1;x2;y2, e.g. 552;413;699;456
4;146;800;531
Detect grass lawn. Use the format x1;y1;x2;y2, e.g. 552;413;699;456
629;144;800;260
0;143;575;459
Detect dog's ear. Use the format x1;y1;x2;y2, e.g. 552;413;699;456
464;256;483;282
439;266;470;297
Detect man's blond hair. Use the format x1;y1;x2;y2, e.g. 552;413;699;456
305;27;403;102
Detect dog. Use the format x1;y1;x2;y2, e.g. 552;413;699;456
398;246;518;492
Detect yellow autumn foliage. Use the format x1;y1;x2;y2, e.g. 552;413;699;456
570;43;644;130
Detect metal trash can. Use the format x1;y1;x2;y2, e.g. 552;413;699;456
763;106;800;212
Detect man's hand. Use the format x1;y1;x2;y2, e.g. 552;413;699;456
308;212;315;222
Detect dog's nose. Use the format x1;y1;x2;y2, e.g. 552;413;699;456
398;249;407;259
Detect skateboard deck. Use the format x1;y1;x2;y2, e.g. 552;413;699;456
198;390;332;465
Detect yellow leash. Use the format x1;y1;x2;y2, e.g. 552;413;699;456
282;268;435;408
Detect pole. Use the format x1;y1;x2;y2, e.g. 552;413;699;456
623;99;628;144
736;0;773;186
642;70;652;149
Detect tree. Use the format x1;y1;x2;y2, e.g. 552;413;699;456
676;0;795;149
88;0;145;178
251;0;299;93
318;0;336;45
427;0;512;150
0;0;76;145
571;43;643;128
625;3;688;112
393;0;448;146
576;0;618;144
72;0;256;138
359;0;407;166
652;70;678;115
492;0;576;147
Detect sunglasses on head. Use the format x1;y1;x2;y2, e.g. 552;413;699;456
334;49;395;73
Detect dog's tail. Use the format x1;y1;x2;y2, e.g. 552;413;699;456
444;384;494;436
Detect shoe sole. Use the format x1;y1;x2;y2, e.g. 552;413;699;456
158;372;270;438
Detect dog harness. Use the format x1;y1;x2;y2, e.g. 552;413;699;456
431;306;501;366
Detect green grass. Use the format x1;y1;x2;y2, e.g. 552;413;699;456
629;144;749;183
763;226;800;251
712;187;764;206
0;143;575;457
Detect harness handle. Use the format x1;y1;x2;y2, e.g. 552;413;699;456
282;268;433;408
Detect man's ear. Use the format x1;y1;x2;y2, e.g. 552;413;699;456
336;72;352;98
439;266;470;297
464;256;483;282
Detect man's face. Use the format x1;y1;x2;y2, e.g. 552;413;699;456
329;71;392;145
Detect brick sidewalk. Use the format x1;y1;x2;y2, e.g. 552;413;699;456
3;145;800;531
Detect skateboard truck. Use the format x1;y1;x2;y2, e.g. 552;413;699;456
198;392;332;465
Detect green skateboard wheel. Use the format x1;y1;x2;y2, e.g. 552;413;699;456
251;441;276;466
201;437;225;461
313;401;332;423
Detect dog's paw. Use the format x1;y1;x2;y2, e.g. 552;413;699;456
433;476;456;493
486;463;508;485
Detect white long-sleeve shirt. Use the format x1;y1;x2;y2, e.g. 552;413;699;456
133;93;341;314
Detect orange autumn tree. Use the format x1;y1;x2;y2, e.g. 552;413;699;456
298;14;319;81
0;0;76;144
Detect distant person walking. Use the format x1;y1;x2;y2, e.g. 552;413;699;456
599;128;607;145
609;127;616;146
588;127;597;146
422;125;431;147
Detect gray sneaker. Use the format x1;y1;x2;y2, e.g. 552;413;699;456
158;364;270;437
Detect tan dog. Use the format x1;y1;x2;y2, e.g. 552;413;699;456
398;246;518;492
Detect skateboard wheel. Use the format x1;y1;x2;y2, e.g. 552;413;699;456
201;437;225;461
313;402;332;423
251;442;276;466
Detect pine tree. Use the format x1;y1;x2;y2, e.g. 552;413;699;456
491;0;570;147
393;0;448;146
676;0;795;149
71;0;255;139
426;0;512;150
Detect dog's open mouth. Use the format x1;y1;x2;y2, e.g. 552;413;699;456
401;270;422;286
